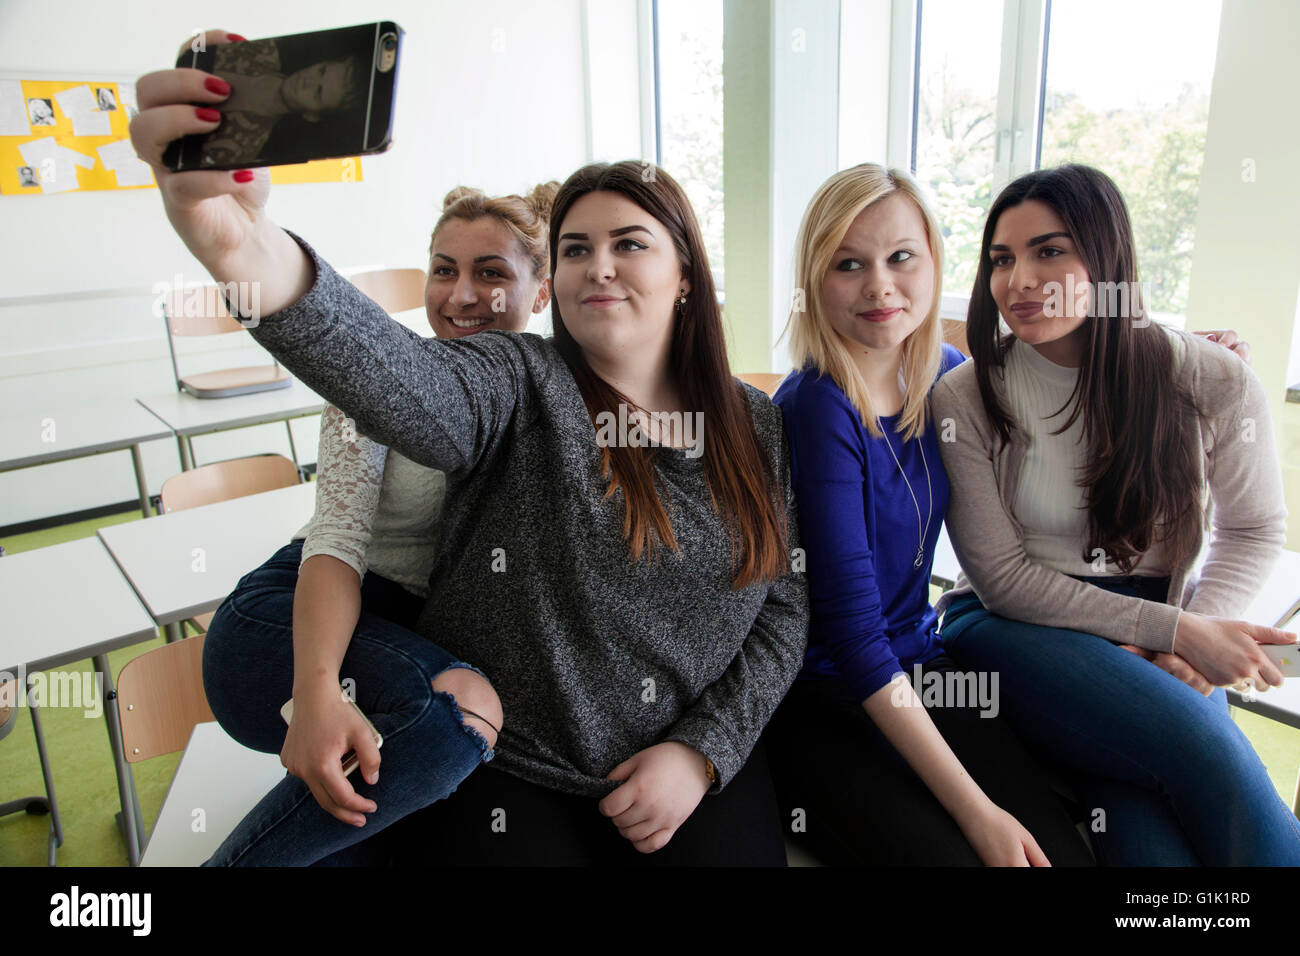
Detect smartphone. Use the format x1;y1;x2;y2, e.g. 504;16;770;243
163;22;402;171
280;690;383;777
1261;642;1300;679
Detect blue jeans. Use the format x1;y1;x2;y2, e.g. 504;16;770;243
940;588;1300;866
199;541;494;866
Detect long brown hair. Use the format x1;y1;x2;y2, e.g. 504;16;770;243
967;164;1202;573
549;161;789;589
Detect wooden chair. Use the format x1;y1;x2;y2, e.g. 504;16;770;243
942;318;970;357
348;268;427;314
159;453;302;515
159;453;302;637
116;634;284;865
737;372;787;396
162;284;291;399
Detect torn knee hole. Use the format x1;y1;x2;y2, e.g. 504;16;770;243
430;671;501;749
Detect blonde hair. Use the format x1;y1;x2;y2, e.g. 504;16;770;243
785;164;944;441
430;181;560;279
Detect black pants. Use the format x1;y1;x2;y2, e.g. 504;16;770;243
763;657;1096;866
322;741;787;866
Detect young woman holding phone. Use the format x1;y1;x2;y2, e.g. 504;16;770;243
933;164;1300;865
131;30;807;866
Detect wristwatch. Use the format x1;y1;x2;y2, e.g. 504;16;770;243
702;756;717;786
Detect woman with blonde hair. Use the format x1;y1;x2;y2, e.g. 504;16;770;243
197;179;555;866
763;163;1094;865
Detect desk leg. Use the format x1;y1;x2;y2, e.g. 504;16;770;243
185;436;197;470
284;420;300;471
176;435;193;472
94;652;143;865
129;444;151;517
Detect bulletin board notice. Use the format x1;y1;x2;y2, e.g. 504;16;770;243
0;77;361;196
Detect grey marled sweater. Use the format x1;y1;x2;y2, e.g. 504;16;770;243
245;231;809;797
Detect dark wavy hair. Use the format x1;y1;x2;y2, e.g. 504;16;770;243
967;164;1202;573
548;161;789;588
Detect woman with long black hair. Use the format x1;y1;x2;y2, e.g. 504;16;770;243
933;163;1300;865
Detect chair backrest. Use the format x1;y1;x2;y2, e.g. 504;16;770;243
117;634;215;763
942;318;971;357
737;372;786;397
162;285;248;337
159;453;301;514
349;268;427;315
0;680;15;742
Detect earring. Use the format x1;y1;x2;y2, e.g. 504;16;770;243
677;290;687;312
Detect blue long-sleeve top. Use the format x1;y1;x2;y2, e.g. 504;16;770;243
774;345;966;701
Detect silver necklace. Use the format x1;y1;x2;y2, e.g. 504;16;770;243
877;416;934;569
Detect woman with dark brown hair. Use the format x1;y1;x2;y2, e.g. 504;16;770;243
933;163;1300;865
130;31;807;865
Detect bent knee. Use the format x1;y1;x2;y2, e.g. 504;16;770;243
431;668;501;749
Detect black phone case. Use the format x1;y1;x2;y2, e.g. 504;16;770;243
162;22;401;172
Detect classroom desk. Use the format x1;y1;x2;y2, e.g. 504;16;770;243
1227;549;1300;733
136;380;324;471
930;525;960;591
140;721;285;867
0;401;172;518
0;537;160;865
96;482;317;628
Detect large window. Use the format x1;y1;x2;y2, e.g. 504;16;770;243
655;0;725;289
913;0;1222;324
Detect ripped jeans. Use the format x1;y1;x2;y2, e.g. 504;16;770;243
199;541;494;866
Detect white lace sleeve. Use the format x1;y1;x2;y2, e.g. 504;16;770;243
297;404;389;580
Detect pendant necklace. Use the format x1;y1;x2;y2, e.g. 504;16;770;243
877;415;934;569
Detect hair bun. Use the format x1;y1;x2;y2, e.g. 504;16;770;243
525;181;560;220
442;186;485;211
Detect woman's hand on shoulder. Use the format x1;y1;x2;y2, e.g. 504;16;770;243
598;741;712;853
954;801;1050;867
130;30;272;272
1191;329;1250;364
1172;613;1289;689
280;681;381;826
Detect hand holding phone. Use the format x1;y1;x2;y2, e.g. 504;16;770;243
279;686;384;827
163;22;402;171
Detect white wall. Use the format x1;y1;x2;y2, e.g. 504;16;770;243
0;0;604;527
1186;0;1300;550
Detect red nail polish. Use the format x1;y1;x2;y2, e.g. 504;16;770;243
226;33;247;42
195;106;221;122
232;170;255;183
204;76;231;96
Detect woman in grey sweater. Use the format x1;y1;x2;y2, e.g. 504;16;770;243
131;34;807;865
933;164;1300;864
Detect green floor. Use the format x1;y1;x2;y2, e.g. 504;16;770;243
1;511;1297;866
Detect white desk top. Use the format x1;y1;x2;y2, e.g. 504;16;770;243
931;525;961;588
97;482;317;626
0;537;158;674
0;401;172;471
1238;550;1300;630
136;379;324;436
140;721;285;867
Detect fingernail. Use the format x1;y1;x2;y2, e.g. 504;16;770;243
232;170;255;183
226;33;247;43
366;771;378;785
204;76;231;96
195;107;221;122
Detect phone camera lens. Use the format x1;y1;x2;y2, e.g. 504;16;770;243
383;36;396;51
